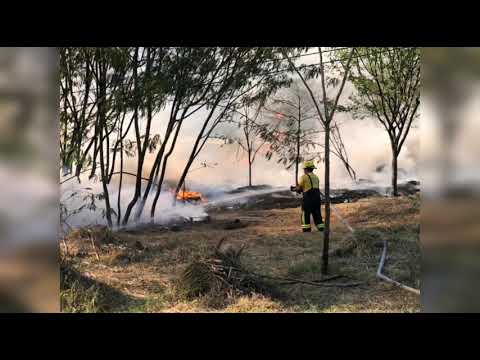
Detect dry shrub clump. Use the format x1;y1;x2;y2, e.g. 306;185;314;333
176;239;279;306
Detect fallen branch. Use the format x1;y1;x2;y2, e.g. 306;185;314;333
233;268;363;288
313;274;344;282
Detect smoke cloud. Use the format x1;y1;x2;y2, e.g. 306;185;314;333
61;51;422;228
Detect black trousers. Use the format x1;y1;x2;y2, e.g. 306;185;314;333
301;189;323;232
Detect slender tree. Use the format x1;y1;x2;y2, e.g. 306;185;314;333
339;47;420;196
95;49;113;227
282;47;354;275
260;81;321;185
228;104;271;187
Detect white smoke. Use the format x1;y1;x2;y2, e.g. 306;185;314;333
152;114;420;191
61;97;421;231
60;177;207;230
61;49;421;229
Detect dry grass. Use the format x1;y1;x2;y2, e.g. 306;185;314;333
224;294;284;313
60;258;142;312
61;193;421;313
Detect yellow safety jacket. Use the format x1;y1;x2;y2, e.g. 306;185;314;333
299;173;320;193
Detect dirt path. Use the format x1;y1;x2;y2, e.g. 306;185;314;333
61;195;420;313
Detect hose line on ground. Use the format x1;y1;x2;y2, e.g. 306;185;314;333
321;191;420;295
376;239;420;295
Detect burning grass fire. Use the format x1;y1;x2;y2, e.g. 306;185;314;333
176;190;206;203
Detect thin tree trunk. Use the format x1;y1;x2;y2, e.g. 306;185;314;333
392;150;399;197
122;48;143;226
89;135;98;179
150;120;183;218
61;84;68;168
74;53;92;173
248;160;252;187
139;97;186;220
139;103;183;220
108;141;117;183
152;157;162;186
296;97;301;186
248;148;253;187
117;142;123;226
76;133;96;178
173;156;195;206
108;118;123;184
117;119;124;226
105;125;110;177
97;55;113;228
143;128;171;201
172;96;225;204
295;159;299;186
322;122;331;275
121;113;140;224
99;126;112;228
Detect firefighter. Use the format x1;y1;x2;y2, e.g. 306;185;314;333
291;161;325;233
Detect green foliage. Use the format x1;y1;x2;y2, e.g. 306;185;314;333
60;47;295;174
60;47;300;225
259;81;322;173
336;47;421;154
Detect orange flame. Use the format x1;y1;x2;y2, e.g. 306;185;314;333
176;190;207;203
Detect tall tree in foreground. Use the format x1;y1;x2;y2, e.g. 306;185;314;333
339;47;420;196
282;47;354;275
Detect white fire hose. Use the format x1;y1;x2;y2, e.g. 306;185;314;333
376;239;420;295
321;191;420;295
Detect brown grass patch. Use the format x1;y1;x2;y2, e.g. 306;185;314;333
224;294;284;313
62;194;420;313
